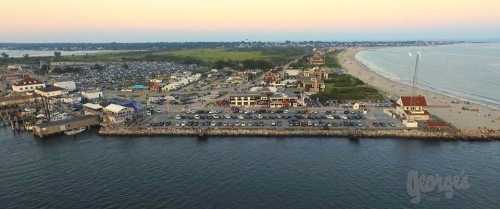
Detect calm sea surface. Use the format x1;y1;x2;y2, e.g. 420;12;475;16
356;43;500;108
1;128;499;209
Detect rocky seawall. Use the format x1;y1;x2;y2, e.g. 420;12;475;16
99;127;500;141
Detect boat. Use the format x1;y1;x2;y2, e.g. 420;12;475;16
64;127;86;136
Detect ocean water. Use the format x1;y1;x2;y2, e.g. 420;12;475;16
356;43;500;108
1;128;499;209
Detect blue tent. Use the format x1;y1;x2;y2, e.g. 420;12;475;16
121;100;141;112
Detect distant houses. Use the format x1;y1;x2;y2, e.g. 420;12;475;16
147;72;202;92
297;67;329;94
309;53;326;66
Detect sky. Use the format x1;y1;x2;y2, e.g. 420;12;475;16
2;0;500;42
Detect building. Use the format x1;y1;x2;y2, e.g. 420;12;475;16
230;92;304;109
161;73;202;92
303;67;329;80
285;69;302;79
33;115;99;138
83;103;103;116
148;79;163;92
297;77;325;93
82;90;103;101
35;86;65;98
103;104;134;124
297;68;329;93
309;53;326;66
229;94;267;108
0;95;39;109
269;92;305;108
54;81;77;92
396;96;430;122
11;77;45;93
263;71;281;85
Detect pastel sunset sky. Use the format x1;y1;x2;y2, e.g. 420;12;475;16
2;0;500;42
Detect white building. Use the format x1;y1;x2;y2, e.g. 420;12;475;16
83;103;103;116
54;81;77;92
103;104;134;124
161;73;201;92
82;90;103;100
61;95;82;104
12;77;46;93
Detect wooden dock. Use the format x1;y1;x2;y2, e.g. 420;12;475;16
33;116;99;138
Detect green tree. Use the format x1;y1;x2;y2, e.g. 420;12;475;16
1;52;8;59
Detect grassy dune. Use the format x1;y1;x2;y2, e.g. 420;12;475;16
156;48;266;62
312;74;384;102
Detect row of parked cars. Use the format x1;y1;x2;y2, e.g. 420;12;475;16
288;120;364;128
150;121;277;128
173;113;364;121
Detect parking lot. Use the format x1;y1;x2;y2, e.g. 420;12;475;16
143;107;403;129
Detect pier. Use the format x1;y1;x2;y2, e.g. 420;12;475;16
33;116;99;138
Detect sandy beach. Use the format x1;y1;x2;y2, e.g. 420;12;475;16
339;48;500;131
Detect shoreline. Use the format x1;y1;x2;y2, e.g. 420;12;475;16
339;48;500;131
355;48;500;110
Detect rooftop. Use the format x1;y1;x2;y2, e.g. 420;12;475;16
14;77;43;86
400;96;428;107
83;103;103;110
37;86;65;92
104;104;129;113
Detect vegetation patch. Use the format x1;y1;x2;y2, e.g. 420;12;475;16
2;47;306;70
312;74;384;102
324;50;342;68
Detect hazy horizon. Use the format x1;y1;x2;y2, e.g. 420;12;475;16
1;0;500;42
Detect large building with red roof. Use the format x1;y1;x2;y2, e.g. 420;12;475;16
11;77;45;93
396;96;430;121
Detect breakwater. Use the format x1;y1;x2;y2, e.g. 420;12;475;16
99;127;500;141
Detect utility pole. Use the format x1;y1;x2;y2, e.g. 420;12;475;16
409;52;422;117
